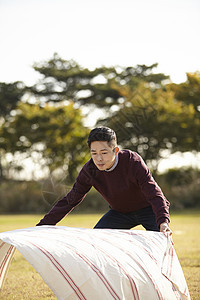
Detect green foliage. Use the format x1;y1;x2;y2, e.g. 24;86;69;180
157;167;200;209
0;180;48;213
0;81;25;118
29;53;168;107
0;101;90;181
169;71;200;112
0;54;199;181
100;83;197;165
168;72;200;152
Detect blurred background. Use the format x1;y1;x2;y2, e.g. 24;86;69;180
0;0;200;214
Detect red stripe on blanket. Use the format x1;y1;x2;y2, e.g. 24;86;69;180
63;244;121;300
31;243;87;300
0;245;14;278
93;235;164;300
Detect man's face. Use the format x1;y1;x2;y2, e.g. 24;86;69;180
90;141;118;171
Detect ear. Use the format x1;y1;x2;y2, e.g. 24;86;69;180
114;146;119;155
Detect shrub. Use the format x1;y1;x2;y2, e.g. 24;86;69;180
0;180;50;213
0;167;199;214
157;167;200;210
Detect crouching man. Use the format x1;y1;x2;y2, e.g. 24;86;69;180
37;127;171;234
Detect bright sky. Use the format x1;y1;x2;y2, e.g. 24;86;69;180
0;0;200;85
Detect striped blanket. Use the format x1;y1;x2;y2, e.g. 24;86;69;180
0;226;190;300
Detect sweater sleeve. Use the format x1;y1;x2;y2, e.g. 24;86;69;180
131;153;170;227
36;169;92;226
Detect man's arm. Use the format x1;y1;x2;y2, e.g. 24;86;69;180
36;187;85;225
132;154;171;232
36;170;92;226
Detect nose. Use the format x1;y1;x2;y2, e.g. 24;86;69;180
96;154;103;161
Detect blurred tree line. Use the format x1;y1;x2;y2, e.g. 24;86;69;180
0;53;200;213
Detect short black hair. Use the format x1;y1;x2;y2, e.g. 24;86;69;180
87;127;117;148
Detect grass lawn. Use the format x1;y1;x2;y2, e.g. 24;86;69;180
0;211;199;299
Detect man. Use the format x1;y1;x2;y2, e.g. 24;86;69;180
37;127;171;233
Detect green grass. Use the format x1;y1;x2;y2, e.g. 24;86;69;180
0;211;199;299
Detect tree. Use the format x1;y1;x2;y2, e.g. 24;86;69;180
0;81;25;118
0;101;90;182
99;83;197;171
27;54;200;171
168;72;200;153
0;81;25;179
169;72;200;112
2;54;199;179
28;53;169;108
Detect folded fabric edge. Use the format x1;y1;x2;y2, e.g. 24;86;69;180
161;235;190;299
0;240;16;290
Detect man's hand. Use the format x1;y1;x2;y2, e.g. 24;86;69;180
160;222;172;234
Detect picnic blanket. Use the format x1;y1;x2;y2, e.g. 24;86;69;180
0;226;190;300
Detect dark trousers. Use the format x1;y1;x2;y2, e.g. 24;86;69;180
94;206;159;232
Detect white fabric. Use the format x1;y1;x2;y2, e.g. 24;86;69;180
0;227;190;300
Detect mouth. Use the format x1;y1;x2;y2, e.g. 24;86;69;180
97;163;105;168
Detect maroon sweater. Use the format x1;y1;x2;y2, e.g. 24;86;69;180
37;150;170;226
